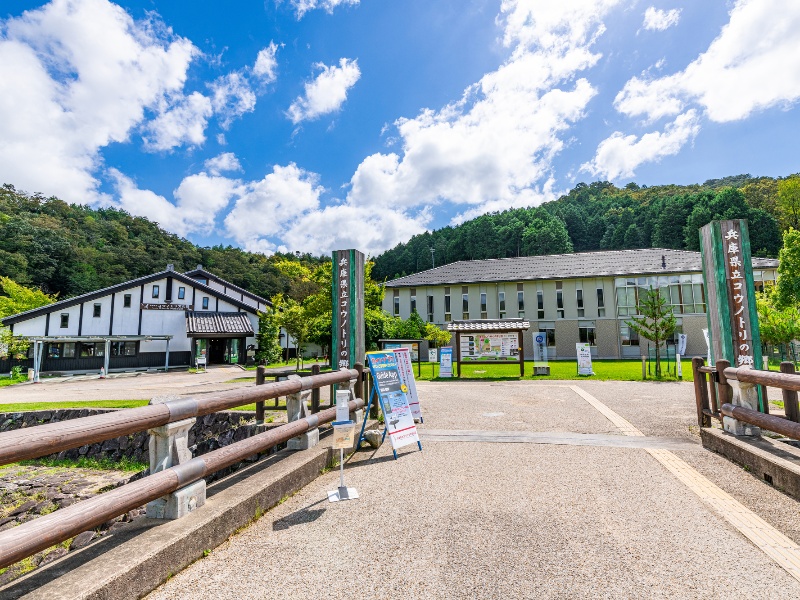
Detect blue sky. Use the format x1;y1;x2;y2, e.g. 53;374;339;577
1;0;799;256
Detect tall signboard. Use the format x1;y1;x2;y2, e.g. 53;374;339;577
699;220;764;408
331;249;365;370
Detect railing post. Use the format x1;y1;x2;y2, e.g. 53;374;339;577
354;362;364;400
311;364;321;413
255;365;265;424
721;362;761;437
781;362;799;422
692;357;710;427
286;374;317;450
716;359;731;407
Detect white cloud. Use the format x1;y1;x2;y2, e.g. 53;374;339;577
210;71;257;129
0;0;197;202
345;0;621;224
223;164;324;251
618;0;800;123
109;168;240;236
289;0;360;19
253;42;279;83
642;7;681;31
204;152;242;176
287;58;361;124
143;92;213;151
582;110;700;179
590;0;800;180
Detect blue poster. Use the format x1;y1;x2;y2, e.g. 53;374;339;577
439;346;453;378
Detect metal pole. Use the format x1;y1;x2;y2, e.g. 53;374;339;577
164;338;170;372
339;448;345;488
104;340;111;375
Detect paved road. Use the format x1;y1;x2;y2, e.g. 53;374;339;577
146;380;800;599
0;366;255;404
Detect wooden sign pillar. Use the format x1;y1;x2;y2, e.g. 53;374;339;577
700;219;765;412
331;249;365;370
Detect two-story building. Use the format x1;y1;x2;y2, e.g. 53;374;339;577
381;248;779;360
1;265;270;374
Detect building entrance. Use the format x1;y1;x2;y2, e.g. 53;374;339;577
194;337;243;365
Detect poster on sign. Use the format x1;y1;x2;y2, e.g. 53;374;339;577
393;347;422;421
439;347;453;377
677;334;687;356
366;351;420;451
459;333;519;361
576;343;594;375
428;348;438;362
533;332;548;365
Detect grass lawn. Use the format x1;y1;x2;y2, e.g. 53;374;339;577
0;375;28;388
411;359;695;382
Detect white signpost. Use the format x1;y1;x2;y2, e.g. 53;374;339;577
576;343;594;376
393;347;423;422
328;390;358;502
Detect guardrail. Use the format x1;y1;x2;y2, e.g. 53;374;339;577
0;365;364;570
692;357;799;428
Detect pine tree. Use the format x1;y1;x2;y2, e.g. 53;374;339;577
626;287;676;378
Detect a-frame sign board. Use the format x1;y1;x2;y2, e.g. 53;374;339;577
357;350;422;459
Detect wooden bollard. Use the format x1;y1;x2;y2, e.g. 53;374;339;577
255;365;265;424
311;364;321;413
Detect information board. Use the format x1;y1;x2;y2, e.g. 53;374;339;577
428;349;437;362
576;343;593;375
366;351;420;450
393;347;422;421
439;347;453;377
533;332;548;365
385;341;419;361
459;333;519;362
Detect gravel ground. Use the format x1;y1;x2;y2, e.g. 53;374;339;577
147;380;800;599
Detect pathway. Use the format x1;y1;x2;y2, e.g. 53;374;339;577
146;380;800;599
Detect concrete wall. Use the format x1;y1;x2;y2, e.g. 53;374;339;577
596;319;620;359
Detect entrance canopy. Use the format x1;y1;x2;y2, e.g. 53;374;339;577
185;311;254;338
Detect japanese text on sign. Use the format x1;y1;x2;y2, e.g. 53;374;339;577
338;254;349;370
724;225;754;367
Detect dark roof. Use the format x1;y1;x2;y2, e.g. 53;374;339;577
183;269;270;306
1;270;260;326
385;248;779;288
185;311;254;336
447;320;530;332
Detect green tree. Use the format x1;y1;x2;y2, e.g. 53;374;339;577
520;211;573;256
778;176;800;230
255;308;282;365
776;228;800;308
0;276;57;319
756;286;799;347
424;322;451;348
272;294;310;369
626;287;676;378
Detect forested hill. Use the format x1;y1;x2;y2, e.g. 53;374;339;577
0;184;325;300
372;175;797;281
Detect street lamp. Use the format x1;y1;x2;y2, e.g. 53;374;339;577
430;247;435;269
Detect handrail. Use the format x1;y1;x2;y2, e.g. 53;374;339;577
0;395;365;569
0;368;358;466
723;366;800;393
720;402;800;440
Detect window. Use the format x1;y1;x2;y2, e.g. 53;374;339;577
444;287;451;322
462;286;469;320
393;290;400;316
597;288;605;318
410;288;417;315
427;296;434;322
79;343;105;358
93;303;101;318
537;291;544;319
498;292;506;319
579;321;596;346
616;275;706;317
123;294;132;308
152;285;160;298
60;313;69;328
517;284;525;318
538;322;556;347
178;287;186;300
202;297;210;310
576;289;584;318
111;341;137;356
480;293;487;319
556;290;564;319
620;323;640;346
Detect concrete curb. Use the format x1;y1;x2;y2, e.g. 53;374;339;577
701;427;800;498
2;420;378;600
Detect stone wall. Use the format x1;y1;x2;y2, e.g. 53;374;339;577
0;409;278;472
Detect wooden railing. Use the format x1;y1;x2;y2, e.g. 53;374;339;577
0;366;364;570
692;357;800;430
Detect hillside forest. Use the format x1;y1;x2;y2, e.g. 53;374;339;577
371;174;800;280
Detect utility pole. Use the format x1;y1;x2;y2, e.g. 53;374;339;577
430;247;436;269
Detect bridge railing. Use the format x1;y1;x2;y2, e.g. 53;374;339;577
692;357;800;434
0;365;364;570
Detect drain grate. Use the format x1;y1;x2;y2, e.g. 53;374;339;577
764;473;774;485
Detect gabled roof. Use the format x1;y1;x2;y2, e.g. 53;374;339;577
1;270;261;326
185;311;254;336
183;268;270;306
385;248;779;288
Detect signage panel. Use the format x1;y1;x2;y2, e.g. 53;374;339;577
366;351;419;450
393;347;422;421
576;343;593;375
439;347;453;378
459;333;519;362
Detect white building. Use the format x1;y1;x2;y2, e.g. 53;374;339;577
1;265;269;373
